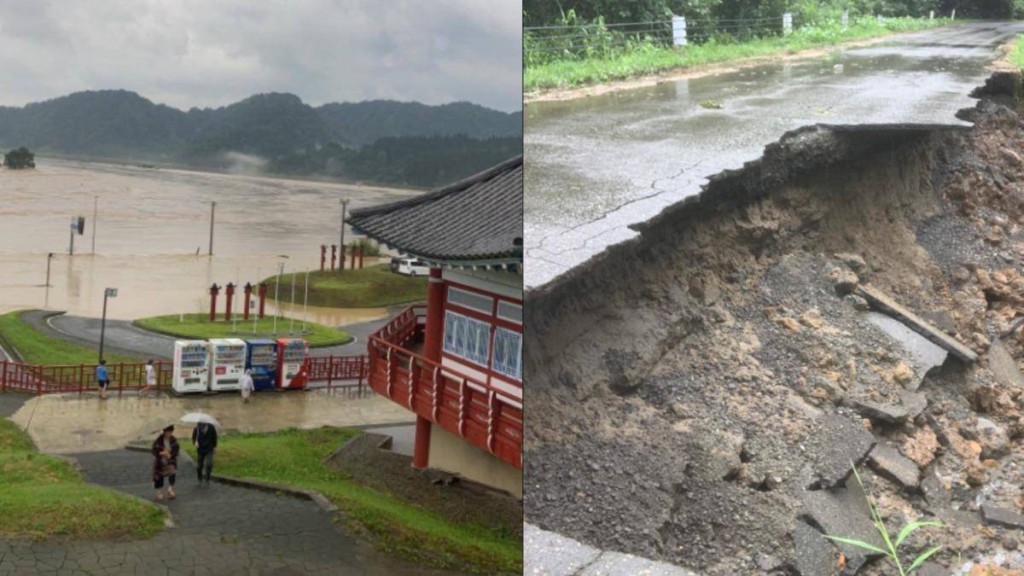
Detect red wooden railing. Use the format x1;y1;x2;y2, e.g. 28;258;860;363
1;356;368;396
366;306;523;469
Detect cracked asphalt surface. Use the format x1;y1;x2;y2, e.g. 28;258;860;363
524;22;1024;289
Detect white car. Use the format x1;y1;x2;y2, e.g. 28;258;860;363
392;257;430;276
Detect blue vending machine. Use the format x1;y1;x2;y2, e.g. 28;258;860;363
245;339;278;391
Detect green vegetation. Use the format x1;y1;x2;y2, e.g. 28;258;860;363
0;91;521;188
3;147;34;169
525;16;950;92
0;310;141;365
185;427;521;574
1011;35;1024;69
0;418;165;539
824;466;942;575
259;265;427;309
133;314;350;347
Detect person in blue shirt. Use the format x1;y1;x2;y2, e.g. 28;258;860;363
95;360;109;400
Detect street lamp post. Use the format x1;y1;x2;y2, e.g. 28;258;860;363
99;287;118;362
289;272;296;334
273;261;284;335
208;201;216;256
302;270;310;333
45;253;54;287
340;199;349;270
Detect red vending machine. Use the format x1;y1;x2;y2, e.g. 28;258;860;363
276;338;309;389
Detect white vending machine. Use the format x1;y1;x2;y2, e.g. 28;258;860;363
172;340;209;394
208;338;246;392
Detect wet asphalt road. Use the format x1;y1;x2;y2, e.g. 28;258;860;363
524;22;1024;289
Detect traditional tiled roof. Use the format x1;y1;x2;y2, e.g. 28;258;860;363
348;156;522;266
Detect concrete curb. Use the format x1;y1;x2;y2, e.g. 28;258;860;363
122;444;336;514
209;474;340;513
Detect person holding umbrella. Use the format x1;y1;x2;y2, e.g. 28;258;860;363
191;420;218;484
152;425;179;501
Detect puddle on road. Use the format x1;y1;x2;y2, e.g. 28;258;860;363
0;159;421;319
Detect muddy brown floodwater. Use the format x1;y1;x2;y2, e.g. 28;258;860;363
0;158;420;320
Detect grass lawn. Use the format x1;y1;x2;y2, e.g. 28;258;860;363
261;265;427;309
0;310;143;365
525;16;951;93
0;418;165;539
185;427;521;574
1012;35;1024;68
133;314;350;347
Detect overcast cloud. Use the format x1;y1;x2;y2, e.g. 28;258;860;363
0;0;522;112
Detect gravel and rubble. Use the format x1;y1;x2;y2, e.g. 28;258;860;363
526;72;1024;575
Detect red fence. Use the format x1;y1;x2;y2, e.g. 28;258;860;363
1;356;368;396
366;306;523;469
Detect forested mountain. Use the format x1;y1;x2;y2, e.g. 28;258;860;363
316;100;523;146
0;90;522;187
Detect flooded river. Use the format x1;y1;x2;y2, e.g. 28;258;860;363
0;159;420;321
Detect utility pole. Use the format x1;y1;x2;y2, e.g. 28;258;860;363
302;270;310;333
273;261;283;335
340;199;349;270
208;201;216;256
99;287;118;362
69;217;75;255
289;272;296;334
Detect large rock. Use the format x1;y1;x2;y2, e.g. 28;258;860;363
829;267;860;296
849;391;926;425
975;417;1010;460
868;444;920;490
804;415;876;489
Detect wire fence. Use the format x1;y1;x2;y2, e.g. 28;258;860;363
524;14;804;64
524;11;946;65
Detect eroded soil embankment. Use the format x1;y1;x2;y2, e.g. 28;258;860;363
525;72;1024;574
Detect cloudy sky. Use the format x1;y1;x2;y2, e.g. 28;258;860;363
0;0;522;112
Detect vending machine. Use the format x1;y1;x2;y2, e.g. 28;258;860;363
245;339;278;391
172;340;209;394
275;338;309;389
208;338;246;392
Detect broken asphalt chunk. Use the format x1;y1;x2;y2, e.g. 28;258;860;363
981;505;1024;530
868;444;920;490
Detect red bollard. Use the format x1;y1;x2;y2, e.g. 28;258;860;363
209;284;220;322
243;283;253;320
225;283;235;321
320;245;326;272
330;244;337;271
258;283;268;318
358;245;365;269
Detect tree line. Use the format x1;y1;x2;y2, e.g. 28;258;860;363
523;0;1021;27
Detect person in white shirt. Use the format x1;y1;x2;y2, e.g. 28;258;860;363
240;369;254;403
141;359;158;397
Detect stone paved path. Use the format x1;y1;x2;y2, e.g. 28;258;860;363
0;445;460;575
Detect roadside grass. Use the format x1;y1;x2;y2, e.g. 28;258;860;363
0;418;165;539
133;313;350;347
1012;35;1024;68
260;265;427;309
185;427;521;574
525;16;951;93
0;310;142;365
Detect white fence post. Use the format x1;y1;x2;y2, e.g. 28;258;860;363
951;9;955;20
929;10;934;20
877;14;883;24
672;16;687;46
783;12;793;36
841;10;849;31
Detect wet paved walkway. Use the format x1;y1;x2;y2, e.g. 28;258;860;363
8;390;414;454
524;22;1024;289
19;309;390;361
0;448;454;575
525;524;694;576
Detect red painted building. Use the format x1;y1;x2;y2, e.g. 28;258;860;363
348;157;522;495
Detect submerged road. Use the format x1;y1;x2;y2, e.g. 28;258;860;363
525;22;1024;289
